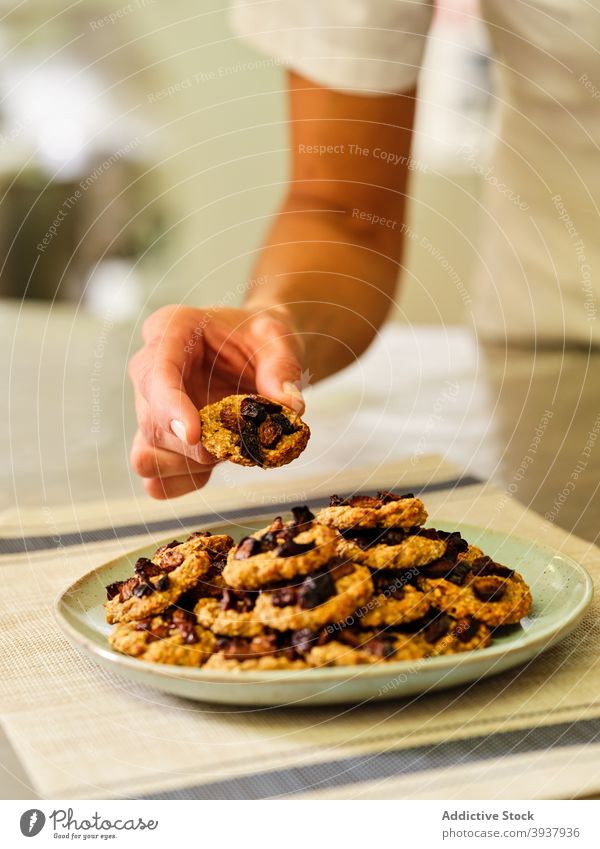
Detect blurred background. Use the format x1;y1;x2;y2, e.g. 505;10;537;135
9;0;577;533
0;0;490;318
1;0;495;503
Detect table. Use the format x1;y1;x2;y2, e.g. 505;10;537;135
1;300;598;798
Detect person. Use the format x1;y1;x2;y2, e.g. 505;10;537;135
128;1;600;500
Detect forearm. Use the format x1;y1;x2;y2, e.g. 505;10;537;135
245;193;403;381
244;71;416;382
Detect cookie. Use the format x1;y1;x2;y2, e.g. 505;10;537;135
109;608;216;666
105;541;211;624
335;527;445;570
154;530;234;562
393;611;491;656
199;394;310;468
194;593;264;638
254;561;374;632
357;576;431;627
174;536;233;609
304;641;383;667
317;491;427;530
417;556;532;628
203;633;307;671
204;653;307;671
304;632;426;667
223;508;338;590
457;544;484;565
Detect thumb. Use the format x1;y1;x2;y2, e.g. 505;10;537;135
251;316;306;414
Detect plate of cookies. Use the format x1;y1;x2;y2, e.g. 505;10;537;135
56;491;592;706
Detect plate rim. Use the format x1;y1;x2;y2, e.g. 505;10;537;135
54;520;594;686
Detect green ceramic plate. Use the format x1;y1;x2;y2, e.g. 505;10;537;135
55;516;593;706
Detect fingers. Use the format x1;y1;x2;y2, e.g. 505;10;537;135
143;471;213;500
130;428;215;499
133;391;218;463
130;430;216;479
128;306;202;446
250;314;306;413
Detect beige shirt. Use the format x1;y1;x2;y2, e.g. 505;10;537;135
231;0;600;343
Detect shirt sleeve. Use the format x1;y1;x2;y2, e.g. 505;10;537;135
229;0;434;94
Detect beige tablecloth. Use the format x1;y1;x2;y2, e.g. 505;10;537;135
1;456;599;800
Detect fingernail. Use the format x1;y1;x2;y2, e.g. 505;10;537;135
170;419;188;444
282;381;305;413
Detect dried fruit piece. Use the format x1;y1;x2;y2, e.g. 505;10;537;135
170;608;199;644
240;397;268;424
245;394;282;413
132;581;152;598
329;561;355;581
154;574;170;591
260;517;292;549
159;549;185;571
472;576;507;602
249;633;278;655
270;586;298;608
270;412;295;435
219;406;242;432
377;491;415;503
220;588;256;612
290;627;329;654
234;536;262;560
239;424;264;466
453;618;480;643
337;628;363;647
365;636;397;658
134;557;160;578
135;617;170;641
154;540;181;556
297;569;336;609
445;561;472;586
471;556;515;579
105;581;122;601
117;575;145;602
424;613;452;643
258;418;282;448
290;505;315;533
276;539;316;558
218;632;279;659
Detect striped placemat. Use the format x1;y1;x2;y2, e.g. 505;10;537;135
0;456;598;800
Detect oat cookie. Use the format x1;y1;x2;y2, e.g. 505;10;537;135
393;611;491;656
105;545;211;624
204;653;307;671
199;394;310;468
203;632;307;671
109;608;216;666
154;530;234;562
194;592;264;638
255;561;374;632
357;575;431;628
335;527;445;570
317;491;427;530
304;632;426;667
418;557;532;627
223;508;338;590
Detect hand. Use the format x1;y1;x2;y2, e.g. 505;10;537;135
128;304;305;499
